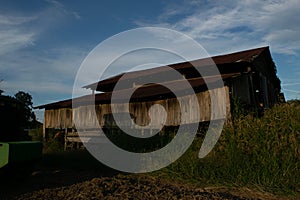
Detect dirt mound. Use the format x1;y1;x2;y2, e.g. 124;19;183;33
17;174;248;200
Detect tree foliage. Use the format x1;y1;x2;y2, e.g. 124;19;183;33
14;91;37;128
0;90;39;141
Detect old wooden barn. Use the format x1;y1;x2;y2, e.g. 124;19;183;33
36;46;282;149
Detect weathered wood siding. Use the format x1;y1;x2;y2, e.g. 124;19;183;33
44;108;73;129
230;75;252;104
44;86;231;130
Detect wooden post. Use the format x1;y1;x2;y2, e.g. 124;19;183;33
43;114;47;142
64;128;67;151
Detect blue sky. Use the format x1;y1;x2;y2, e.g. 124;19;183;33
0;0;299;121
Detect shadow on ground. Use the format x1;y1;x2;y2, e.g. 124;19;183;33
0;150;119;199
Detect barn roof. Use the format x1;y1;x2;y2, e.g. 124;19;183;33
35;72;240;109
83;46;268;92
35;46;270;109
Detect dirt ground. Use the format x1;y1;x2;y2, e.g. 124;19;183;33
0;151;295;200
1;172;288;200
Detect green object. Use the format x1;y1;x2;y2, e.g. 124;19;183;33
0;141;42;168
0;143;9;168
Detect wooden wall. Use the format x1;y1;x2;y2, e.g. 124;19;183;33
230;75;252;105
43;86;231;132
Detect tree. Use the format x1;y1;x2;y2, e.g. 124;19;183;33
14;91;37;128
15;91;33;108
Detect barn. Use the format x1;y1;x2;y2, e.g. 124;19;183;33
36;46;282;149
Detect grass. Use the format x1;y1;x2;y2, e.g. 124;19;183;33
151;100;300;196
34;100;300;197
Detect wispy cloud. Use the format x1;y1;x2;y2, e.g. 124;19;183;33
0;0;81;56
0;1;84;105
1;46;87;103
1;0;299;113
134;0;300;100
137;0;300;55
46;0;81;20
0;14;37;55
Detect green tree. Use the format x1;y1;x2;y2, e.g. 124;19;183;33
14;91;37;128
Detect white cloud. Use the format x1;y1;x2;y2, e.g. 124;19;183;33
0;46;87;101
1;0;299;110
134;0;300;101
0;15;37;25
46;0;81;20
0;2;84;107
0;14;37;55
0;1;81;56
138;0;300;55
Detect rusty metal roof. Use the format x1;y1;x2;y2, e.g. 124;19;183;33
35;46;269;109
83;46;268;92
35;73;240;109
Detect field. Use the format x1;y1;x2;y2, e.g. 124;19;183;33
0;101;299;199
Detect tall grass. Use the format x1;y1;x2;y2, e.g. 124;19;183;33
155;101;300;194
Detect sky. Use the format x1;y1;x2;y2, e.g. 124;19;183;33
0;0;300;122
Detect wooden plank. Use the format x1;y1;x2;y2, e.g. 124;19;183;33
44;86;231;132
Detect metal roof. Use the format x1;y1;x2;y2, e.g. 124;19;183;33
35;73;240;109
83;46;268;92
35;46;269;109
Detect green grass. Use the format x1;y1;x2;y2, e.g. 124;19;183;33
152;100;300;196
38;101;300;197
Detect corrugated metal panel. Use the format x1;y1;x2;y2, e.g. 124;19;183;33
83;47;267;92
37;73;239;109
36;46;269;110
